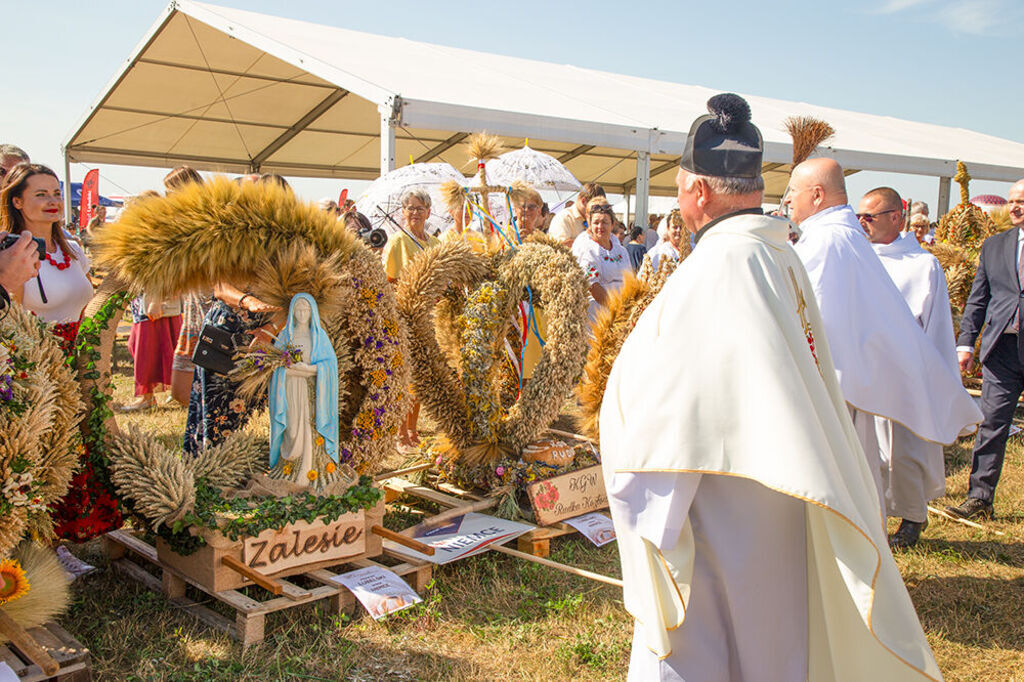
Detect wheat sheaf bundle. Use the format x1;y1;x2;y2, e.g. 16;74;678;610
0;543;69;641
93;176;364;301
0;303;83;554
927;162;1000;313
467;132;503;166
784;116;835;166
577;259;678;442
107;425;266;529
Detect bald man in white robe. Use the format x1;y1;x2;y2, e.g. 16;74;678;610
786;159;980;521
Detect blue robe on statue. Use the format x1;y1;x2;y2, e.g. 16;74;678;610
269;293;339;467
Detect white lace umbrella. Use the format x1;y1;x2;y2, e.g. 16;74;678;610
467;145;582;192
355;163;468;236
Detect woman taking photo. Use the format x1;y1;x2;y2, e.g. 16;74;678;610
0;164;93;352
573;200;631;326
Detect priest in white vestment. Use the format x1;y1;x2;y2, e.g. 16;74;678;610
602;94;942;682
786;159;980;517
859;187;957;548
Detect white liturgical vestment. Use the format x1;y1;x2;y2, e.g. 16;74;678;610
602;212;943;681
793;205;979;445
872;232;955;519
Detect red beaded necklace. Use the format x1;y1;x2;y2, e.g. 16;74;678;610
44;248;71;271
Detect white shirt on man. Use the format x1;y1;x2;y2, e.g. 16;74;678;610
547;203;586;243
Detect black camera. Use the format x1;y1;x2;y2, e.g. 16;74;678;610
359;226;388;249
0;233;46;260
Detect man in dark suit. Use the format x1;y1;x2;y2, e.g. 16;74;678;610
948;178;1024;519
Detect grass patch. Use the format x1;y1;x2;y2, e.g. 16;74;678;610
60;335;1024;678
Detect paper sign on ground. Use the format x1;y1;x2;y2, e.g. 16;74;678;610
330;565;422;620
563;512;616;547
382;512;534;564
526;465;608;526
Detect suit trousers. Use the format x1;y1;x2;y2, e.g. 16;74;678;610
970;333;1024;502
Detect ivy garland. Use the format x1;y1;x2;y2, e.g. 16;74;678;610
74;291;130;494
160;475;382;555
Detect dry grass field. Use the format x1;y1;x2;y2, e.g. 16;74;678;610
59;339;1024;680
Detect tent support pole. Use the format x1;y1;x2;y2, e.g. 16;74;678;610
379;99;398;173
635;152;650;232
937;176;951;217
63;151;73;229
624;192;631;226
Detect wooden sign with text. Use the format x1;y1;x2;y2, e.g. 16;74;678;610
526;466;608;526
242;513;366;574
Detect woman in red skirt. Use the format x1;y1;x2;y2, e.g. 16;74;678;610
121;294;182;411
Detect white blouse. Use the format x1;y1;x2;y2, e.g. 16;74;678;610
574;235;631;324
22;240;94;324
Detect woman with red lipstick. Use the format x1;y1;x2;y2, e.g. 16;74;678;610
0;164;93;351
0;164;119;560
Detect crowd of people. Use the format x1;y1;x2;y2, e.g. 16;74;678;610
2;89;1023;677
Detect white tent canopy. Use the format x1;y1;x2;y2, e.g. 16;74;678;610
64;0;1024;226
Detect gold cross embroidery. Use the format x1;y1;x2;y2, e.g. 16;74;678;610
788;267;821;375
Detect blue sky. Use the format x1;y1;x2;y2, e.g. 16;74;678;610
2;0;1021;209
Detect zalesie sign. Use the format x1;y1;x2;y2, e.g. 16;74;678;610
242;514;366;573
526;466;608;526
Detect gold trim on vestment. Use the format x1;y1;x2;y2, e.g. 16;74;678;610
614;467;940;681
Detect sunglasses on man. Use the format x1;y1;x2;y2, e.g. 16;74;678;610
855;209;898;223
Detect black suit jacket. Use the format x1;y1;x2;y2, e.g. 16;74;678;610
958;227;1023;362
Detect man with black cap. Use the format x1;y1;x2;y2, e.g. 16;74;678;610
601;94;942;680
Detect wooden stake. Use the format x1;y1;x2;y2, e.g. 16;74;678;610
0;609;60;676
490;545;622;588
373;461;433;482
547;428;596;444
927;505;1008;537
371;525;436;556
221;556;284;596
419;495;503;530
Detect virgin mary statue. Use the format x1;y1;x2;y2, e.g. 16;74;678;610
269;293;339;482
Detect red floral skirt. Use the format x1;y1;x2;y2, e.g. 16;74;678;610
48;321;123;542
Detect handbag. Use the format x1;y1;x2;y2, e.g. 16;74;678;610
191;323;240;375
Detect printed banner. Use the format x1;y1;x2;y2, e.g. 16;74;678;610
79;168;99;228
383;512;534;565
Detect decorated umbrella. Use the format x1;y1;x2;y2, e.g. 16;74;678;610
466;145;581;192
355;163;468;236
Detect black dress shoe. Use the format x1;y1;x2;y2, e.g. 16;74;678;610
888;519;928;549
944;497;993;520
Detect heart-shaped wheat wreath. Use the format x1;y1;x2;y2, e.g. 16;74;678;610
397;235;589;466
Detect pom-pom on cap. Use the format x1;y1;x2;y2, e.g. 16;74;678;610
680;93;763;179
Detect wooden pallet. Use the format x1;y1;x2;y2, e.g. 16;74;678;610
0;622;91;681
102;529;432;648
